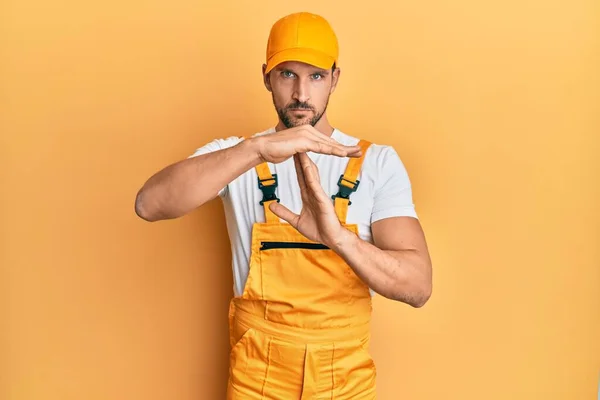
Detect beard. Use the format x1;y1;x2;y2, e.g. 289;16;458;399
274;96;329;128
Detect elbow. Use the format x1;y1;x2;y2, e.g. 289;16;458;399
389;277;432;308
405;263;433;308
135;189;158;222
409;284;432;308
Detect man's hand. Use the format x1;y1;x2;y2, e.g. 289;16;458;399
268;153;345;247
268;151;433;308
252;125;362;164
134;124;357;223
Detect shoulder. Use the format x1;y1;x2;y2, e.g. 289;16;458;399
336;130;418;220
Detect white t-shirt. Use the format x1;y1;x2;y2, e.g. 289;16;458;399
189;127;418;296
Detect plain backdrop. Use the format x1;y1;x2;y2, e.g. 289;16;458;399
1;0;599;399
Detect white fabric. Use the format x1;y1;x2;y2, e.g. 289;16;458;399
189;127;418;296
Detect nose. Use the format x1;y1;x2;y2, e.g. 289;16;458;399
292;77;310;104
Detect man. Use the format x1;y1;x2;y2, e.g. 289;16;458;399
135;11;432;399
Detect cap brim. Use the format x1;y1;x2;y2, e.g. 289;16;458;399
265;47;335;74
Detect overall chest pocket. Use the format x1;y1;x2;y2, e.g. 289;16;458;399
257;239;367;303
258;241;336;301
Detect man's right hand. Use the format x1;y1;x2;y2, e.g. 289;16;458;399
251;125;362;164
134;125;362;222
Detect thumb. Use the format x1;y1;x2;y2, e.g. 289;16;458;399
269;202;299;227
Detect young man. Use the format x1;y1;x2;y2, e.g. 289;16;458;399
135;11;432;399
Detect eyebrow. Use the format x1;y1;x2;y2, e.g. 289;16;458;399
276;67;330;76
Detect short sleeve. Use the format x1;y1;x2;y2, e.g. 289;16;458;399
187;136;243;197
371;146;418;222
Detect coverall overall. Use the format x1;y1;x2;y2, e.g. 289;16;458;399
227;140;376;399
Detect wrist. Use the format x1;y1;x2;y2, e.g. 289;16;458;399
328;226;358;253
242;136;266;165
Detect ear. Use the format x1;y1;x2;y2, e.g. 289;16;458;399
262;64;272;92
330;67;341;94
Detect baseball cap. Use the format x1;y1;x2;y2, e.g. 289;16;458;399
265;12;339;74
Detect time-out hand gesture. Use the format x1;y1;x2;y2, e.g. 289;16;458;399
269;153;344;247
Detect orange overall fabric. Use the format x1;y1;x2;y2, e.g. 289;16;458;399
226;140;376;399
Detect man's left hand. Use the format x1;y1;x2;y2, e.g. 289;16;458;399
269;153;345;247
270;153;433;307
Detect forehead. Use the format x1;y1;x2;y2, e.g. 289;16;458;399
272;61;329;73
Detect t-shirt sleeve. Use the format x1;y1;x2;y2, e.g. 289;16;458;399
187;136;243;197
371;146;418;222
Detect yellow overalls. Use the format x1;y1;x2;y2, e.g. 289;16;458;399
226;140;376;399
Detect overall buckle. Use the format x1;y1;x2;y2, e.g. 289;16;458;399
331;174;360;205
258;174;280;205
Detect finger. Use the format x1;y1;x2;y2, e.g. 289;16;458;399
293;153;307;192
328;143;362;156
309;134;361;155
294;127;359;155
340;145;363;157
304;127;362;155
269;202;300;228
298;153;320;186
297;153;334;204
346;148;363;158
304;126;345;147
300;132;339;149
308;141;362;158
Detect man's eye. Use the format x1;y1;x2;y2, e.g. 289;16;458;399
311;73;323;80
282;71;295;78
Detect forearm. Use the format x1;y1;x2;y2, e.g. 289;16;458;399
135;138;261;221
330;229;432;307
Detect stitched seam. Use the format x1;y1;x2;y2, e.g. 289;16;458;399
330;343;335;399
260;338;272;398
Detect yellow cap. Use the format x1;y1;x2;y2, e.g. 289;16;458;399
265;12;339;74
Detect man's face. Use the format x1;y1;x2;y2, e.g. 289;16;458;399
264;61;339;128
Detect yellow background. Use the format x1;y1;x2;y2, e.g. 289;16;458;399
2;0;599;399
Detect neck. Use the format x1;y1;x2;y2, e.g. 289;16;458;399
275;114;334;137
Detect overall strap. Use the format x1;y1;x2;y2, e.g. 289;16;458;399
333;140;372;223
256;162;280;223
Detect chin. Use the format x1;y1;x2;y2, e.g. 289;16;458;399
286;117;313;127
